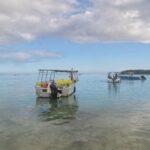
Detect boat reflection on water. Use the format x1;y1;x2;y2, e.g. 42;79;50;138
36;95;78;122
108;82;120;96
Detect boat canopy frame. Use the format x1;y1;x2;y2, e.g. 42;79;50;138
37;69;78;82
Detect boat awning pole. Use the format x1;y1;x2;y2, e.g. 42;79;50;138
41;70;44;82
45;70;48;82
53;71;56;80
49;71;52;81
37;70;41;81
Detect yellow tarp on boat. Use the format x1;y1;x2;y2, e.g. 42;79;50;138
36;79;73;87
36;82;43;87
56;79;73;87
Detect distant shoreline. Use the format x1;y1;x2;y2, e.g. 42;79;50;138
120;69;150;75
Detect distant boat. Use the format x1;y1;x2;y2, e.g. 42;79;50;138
119;75;146;80
107;72;121;83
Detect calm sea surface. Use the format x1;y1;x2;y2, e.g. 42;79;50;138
0;73;150;150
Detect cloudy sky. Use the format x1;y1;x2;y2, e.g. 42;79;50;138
0;0;150;73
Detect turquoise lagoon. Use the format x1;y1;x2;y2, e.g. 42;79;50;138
0;74;150;150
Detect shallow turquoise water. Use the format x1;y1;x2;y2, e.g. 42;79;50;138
0;74;150;150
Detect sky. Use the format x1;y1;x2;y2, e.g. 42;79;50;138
0;0;150;73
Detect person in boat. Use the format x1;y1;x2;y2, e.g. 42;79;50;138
113;73;118;81
108;73;112;79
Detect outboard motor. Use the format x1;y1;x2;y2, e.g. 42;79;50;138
50;82;58;98
50;81;62;98
141;75;146;80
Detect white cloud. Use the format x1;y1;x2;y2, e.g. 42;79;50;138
0;50;62;62
0;0;150;44
113;0;143;6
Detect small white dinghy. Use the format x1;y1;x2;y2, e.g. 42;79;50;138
107;72;121;83
35;69;79;98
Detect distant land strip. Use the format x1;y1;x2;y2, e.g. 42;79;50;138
120;70;150;75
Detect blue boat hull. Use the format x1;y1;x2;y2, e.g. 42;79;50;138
119;76;141;80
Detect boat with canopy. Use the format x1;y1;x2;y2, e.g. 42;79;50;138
35;69;79;98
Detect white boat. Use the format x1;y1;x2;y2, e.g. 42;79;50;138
107;72;121;83
35;69;79;98
108;78;121;83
